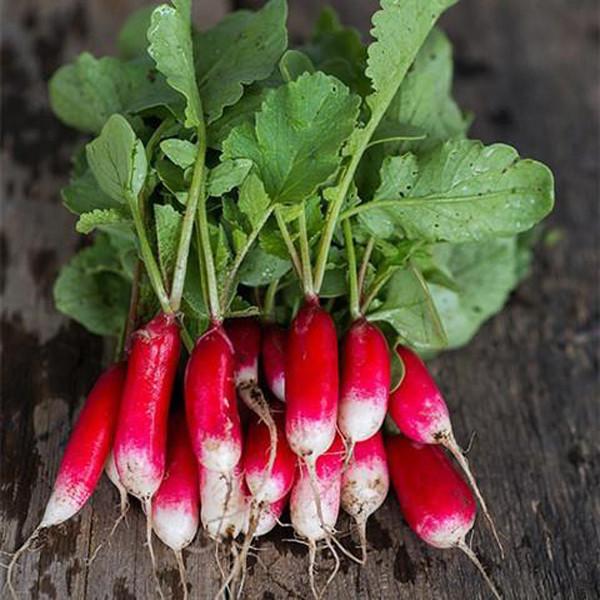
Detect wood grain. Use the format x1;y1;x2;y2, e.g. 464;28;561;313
1;0;599;598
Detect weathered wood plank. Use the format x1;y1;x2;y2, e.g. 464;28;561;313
1;1;599;599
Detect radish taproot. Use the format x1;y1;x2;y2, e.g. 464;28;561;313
338;319;390;451
185;325;242;473
6;362;126;599
389;345;503;556
386;435;501;599
341;431;389;563
104;449;129;536
151;411;199;600
261;323;287;402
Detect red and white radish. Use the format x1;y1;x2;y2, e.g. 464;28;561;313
261;323;287;402
104;449;129;535
338;319;390;450
253;494;288;537
114;313;180;500
285;299;338;462
7;362;126;599
389;346;503;555
185;325;242;473
341;432;389;562
290;433;346;599
152;411;199;600
386;435;501;599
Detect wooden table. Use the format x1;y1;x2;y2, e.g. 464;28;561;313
2;1;598;598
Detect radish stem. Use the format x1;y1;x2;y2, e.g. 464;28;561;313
274;207;302;279
342;219;360;320
298;207;315;298
357;236;374;302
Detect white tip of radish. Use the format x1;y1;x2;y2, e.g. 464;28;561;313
272;376;285;403
115;450;162;499
338;393;387;443
341;461;389;521
200;438;242;473
235;364;258;389
40;489;81;528
153;504;199;551
290;475;340;542
417;513;475;549
287;418;335;460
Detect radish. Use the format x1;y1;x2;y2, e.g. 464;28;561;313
6;362;126;599
290;433;346;599
341;432;389;563
389;345;503;555
152;411;199;600
261;323;287;402
338;319;390;452
114;313;180;500
113;312;180;598
185;325;242;473
386;435;501;599
285;299;338;463
253;494;288;537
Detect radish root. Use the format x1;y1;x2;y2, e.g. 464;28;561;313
442;431;505;558
174;549;188;600
142;498;164;600
355;518;368;565
457;539;502;600
5;525;44;600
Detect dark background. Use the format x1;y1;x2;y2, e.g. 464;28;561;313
1;0;599;598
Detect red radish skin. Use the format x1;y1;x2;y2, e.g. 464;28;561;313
389;346;503;556
7;362;126;599
114;314;180;500
285;300;339;461
152;412;199;600
243;406;296;504
262;324;287;402
225;317;261;386
341;432;389;562
290;434;348;599
185;325;242;473
386;436;501;599
338;319;390;446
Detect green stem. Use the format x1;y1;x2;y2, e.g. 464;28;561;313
361;265;400;315
298;206;314;298
170;125;207;313
221;205;275;312
146;118;173;161
357;236;375;301
365;133;426;149
342;219;360;320
263;279;279;322
130;197;172;315
274;207;302;279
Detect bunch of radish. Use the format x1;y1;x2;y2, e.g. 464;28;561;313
6;0;557;596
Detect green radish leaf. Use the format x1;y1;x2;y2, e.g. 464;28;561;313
49;54;157;134
376;29;469;153
86;115;147;203
182;245;208;319
389;345;405;392
194;0;288;123
223;72;360;204
304;7;370;97
239;245;291;286
365;0;457;115
279;50;315;82
62;166;120;215
53;235;131;337
156;157;186;197
367;262;448;350
427;238;519;348
76;207;131;234
359;140;555;242
207;158;253;197
118;5;156;59
160;138;198;168
155;204;183;284
148;0;202;128
238;174;271;229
